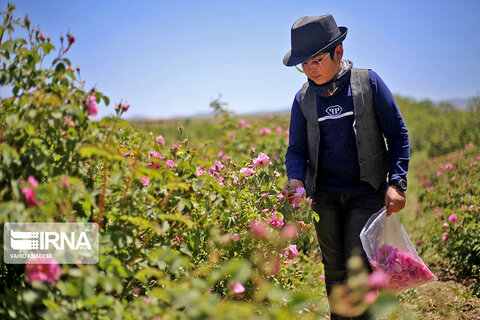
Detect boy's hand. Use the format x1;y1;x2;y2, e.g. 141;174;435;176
282;179;304;197
385;186;406;216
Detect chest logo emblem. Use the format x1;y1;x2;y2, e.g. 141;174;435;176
326;105;342;115
318;105;353;122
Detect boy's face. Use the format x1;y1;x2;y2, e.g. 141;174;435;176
303;45;343;85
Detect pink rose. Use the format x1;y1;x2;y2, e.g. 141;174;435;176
442;232;448;243
281;224;298;239
287;244;299;260
287;187;305;206
230;281;245;294
268;212;284;228
62;176;70;188
122;103;130;111
250;220;267;238
28;176;39;188
68;33;75;44
363;290;379;304
156;135;165;145
22;187;39;207
149;162;162;169
239;168;255;177
447;214;457;222
166;160;176;168
25;257;61;285
195;166;205;176
252;152;270;168
150;151;165;159
213;161;224;171
259;128;271;135
141;177;149;187
370;244;435;291
85;94;98;116
65;117;73;126
267;259;281;276
367;270;388;289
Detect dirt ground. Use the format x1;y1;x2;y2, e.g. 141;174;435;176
391;278;480;319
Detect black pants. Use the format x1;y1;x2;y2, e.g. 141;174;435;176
311;187;386;320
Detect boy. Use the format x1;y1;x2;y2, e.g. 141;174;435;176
282;15;410;320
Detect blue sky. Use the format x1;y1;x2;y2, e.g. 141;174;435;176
2;0;480;119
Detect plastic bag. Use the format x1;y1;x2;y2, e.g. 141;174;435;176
360;207;436;292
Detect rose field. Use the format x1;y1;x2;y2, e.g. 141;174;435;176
1;5;480;320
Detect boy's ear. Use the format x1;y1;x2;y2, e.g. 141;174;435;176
335;45;344;61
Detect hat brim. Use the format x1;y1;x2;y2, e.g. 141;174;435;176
283;26;348;67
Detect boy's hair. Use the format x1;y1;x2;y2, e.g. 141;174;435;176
310;42;343;62
323;42;342;60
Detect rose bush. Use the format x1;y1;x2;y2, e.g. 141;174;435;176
416;142;480;295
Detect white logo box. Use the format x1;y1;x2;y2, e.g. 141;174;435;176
4;223;99;264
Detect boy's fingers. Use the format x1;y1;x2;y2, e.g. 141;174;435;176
386;207;393;217
385;198;393;216
282;183;292;196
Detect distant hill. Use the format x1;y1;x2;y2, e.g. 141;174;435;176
439;98;470;111
125;96;476;121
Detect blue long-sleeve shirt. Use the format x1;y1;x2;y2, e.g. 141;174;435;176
285;69;410;191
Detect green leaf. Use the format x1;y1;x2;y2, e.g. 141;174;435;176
0;143;20;159
43;299;62;312
51;112;62;119
177;201;185;212
40;42;54;55
1;39;14;54
80;293;114;308
78;145;123;161
192;177;207;192
371;293;398;317
5;114;18;126
158;213;193;228
136;166;164;180
135;267;165;284
55;62;65;72
123;216;163;235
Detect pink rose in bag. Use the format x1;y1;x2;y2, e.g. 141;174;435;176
360;207;436;292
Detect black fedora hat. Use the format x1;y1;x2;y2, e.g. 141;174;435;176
283;15;348;67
